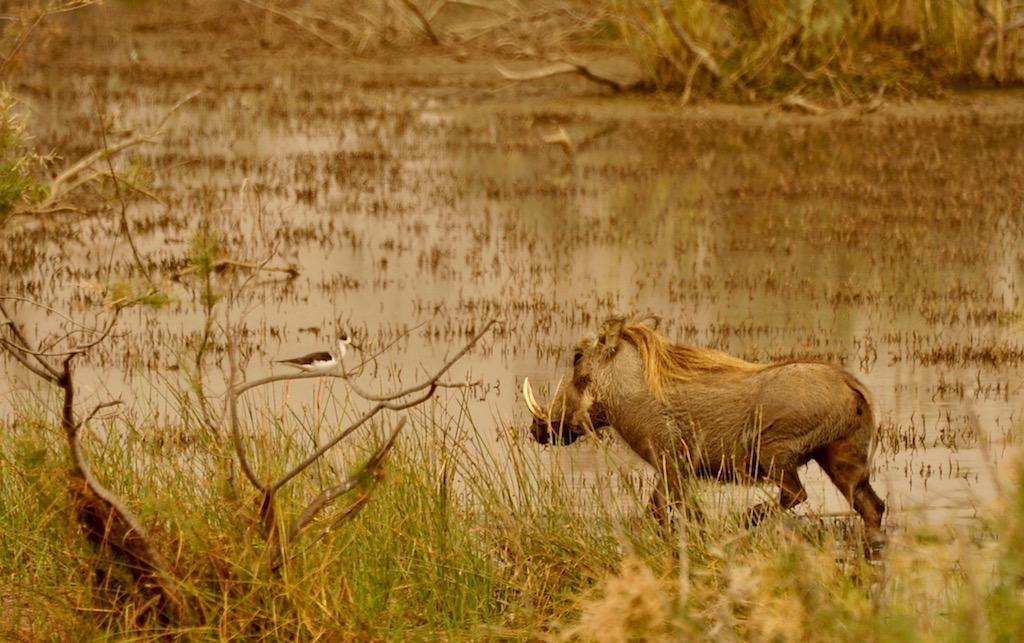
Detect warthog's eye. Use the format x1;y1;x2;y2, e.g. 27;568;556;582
573;351;583;366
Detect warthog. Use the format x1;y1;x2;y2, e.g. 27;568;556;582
523;316;885;546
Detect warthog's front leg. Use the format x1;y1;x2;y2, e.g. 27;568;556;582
747;469;808;525
649;467;703;527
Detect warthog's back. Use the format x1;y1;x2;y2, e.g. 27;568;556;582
653;361;873;478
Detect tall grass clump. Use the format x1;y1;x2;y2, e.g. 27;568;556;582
610;0;1024;100
0;391;631;639
3;388;1024;639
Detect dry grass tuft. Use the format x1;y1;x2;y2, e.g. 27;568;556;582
558;555;676;642
608;0;1024;100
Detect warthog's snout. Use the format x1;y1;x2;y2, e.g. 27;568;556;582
529;416;583;445
523;378;584;445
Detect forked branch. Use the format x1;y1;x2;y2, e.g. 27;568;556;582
288;417;406;541
0;299;188;623
266;319;497;492
224;317;496;570
18;91;199;216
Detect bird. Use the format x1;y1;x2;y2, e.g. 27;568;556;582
275;333;355;373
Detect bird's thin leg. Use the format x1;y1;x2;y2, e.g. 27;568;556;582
279;380;290;428
315;377;323;417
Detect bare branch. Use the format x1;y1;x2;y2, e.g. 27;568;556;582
62;357;188;621
381;382;437;411
0;300;60;380
267;319;497;492
79;400;124;427
233;368;339;399
5;299;188;621
67;306;122;353
270;404;384;492
496;61;624;92
288;417;405;539
436;378;481;389
23;91;199;215
16;305;121;358
238;0;348;51
226;318;268;493
347;319;498;403
3;306;122;358
0;336;59;383
0;295;101;330
658;5;723;82
172;258;299;282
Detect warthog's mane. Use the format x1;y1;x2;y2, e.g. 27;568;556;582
619;323;766;401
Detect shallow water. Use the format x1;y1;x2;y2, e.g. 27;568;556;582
3;5;1024;528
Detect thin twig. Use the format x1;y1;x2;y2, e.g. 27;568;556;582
238;0;348;51
267;319;496;492
658;4;723;82
0;295;100;330
288;417;406;539
172;258;299;282
496;61;624;92
0;301;60;380
349;320;427;373
79;400;124;427
1;306;121;358
28;91;198;214
345;375;479;402
92;89;155;288
226;314;267;493
346;320;497;403
0;336;58;383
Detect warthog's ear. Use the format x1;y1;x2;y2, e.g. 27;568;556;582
631;313;661;330
598;317;625;353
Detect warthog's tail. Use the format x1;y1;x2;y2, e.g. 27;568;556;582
816;370;886;553
840;371;879;462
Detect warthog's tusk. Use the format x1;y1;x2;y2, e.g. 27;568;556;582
522;377;547;420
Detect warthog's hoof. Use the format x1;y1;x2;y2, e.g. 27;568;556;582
865;531;887;561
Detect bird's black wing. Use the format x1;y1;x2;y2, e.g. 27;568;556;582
277;350;333;365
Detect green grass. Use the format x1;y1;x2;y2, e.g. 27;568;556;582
1;387;1022;640
0;90;46;219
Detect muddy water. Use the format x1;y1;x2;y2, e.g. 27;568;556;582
4;6;1024;527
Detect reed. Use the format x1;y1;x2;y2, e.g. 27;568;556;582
609;0;1023;100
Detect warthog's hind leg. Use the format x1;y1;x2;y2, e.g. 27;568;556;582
814;438;886;556
747;469;808;525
